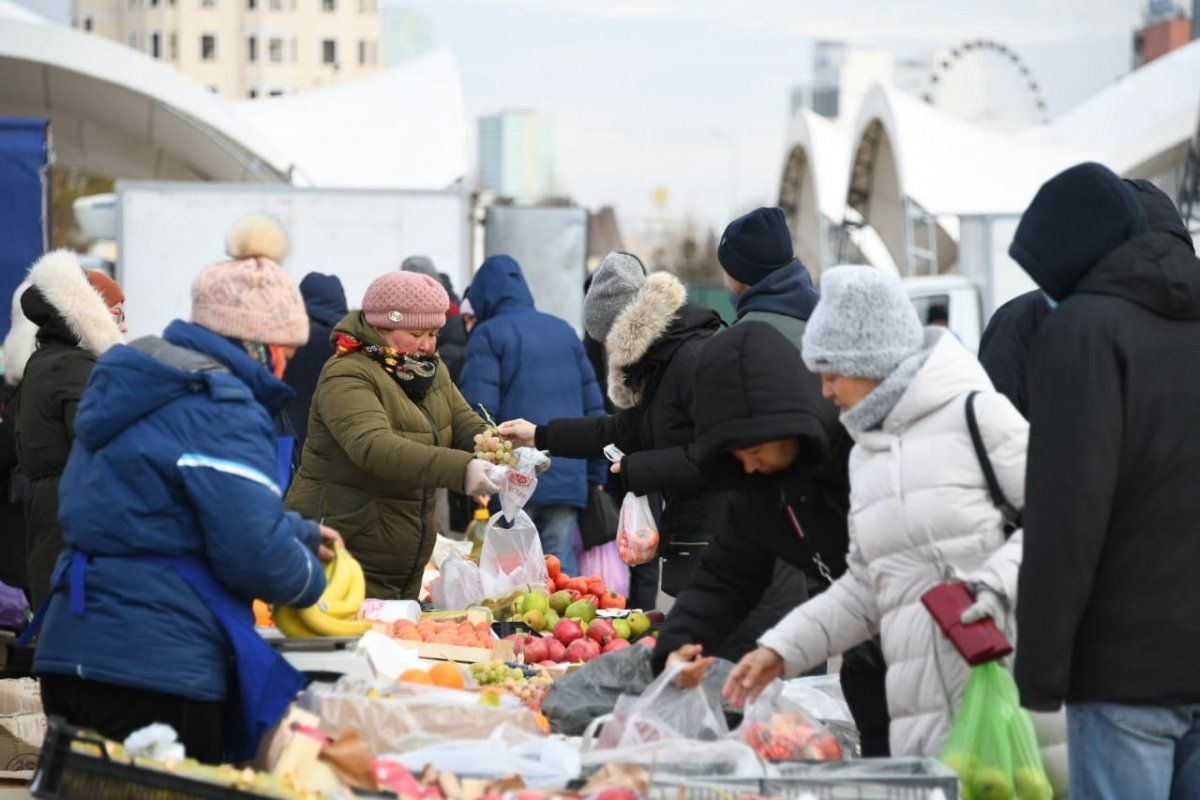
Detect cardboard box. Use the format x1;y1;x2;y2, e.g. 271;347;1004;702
0;680;45;780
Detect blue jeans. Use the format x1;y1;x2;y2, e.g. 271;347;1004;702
1068;702;1200;800
525;504;578;577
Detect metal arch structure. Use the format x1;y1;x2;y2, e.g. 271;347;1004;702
921;38;1050;126
777;144;823;272
775;106;850;275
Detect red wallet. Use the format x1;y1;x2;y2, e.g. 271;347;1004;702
921;581;1013;666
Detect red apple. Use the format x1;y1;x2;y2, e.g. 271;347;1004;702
587;619;617;646
565;638;591;663
553;618;585;647
546;638;567;662
523;636;550;664
603;638;631;654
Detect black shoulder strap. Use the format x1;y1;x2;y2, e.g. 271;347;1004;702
965;391;1021;532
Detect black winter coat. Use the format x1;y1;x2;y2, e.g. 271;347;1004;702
536;273;727;586
977;290;1050;418
652;322;851;669
1016;226;1200;710
15;256;123;610
284;274;347;446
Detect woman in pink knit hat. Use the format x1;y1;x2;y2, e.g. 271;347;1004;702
286;270;493;600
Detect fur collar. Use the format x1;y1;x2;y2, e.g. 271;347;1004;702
605;272;687;409
26;250;123;357
3;280;35;385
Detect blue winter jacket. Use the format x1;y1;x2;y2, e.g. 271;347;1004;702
460;255;607;508
33;320;326;702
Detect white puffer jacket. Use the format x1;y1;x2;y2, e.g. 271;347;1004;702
760;330;1066;787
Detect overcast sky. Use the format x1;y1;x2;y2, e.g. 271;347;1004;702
16;0;1148;235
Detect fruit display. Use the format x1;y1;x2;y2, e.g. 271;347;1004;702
741;710;844;761
392;618;498;649
273;546;371;638
474;407;517;466
545;556;627;612
468;660;553;712
397;663;467;689
469;660;528;686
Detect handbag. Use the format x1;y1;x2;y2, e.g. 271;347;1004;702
965;391;1022;536
578;484;619;549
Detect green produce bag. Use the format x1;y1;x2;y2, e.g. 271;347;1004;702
941;661;1053;800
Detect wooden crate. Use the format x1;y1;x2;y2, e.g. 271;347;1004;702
388;637;514;664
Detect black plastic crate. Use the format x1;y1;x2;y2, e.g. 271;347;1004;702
31;717;271;800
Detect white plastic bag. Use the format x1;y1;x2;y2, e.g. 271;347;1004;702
486;448;551;522
616;493;659;566
478;511;549;599
429;552;484;610
377;725;580;789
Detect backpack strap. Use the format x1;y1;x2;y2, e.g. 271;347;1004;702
965;391;1022;534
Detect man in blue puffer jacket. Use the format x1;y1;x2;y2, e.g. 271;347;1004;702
460;255;606;574
31;216;338;764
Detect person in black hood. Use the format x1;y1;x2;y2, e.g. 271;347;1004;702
650;321;891;755
283;272;348;447
499;252;727;608
979;179;1193;418
15;251;124;610
1012;162;1200;798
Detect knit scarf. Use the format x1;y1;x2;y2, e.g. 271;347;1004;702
840;345;934;437
334;333;438;401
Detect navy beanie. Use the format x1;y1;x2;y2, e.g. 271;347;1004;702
718;207;795;286
1009;162;1148;301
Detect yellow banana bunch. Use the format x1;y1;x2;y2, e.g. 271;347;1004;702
275;546;371;638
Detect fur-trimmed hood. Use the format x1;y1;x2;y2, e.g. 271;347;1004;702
3;280;35;385
605;271;722;409
22;250;123;357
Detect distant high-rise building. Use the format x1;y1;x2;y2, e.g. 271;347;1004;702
477;110;553;205
380;6;433;66
71;0;383;100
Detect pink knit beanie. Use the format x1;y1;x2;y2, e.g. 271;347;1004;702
363;271;449;330
190;214;309;347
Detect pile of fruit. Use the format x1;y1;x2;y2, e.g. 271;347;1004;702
942;754;1052;800
396;663;467;690
545;556;626;612
741;710;844;761
506;613;656;667
392;618;498;650
468;661;553;712
274;547;372;638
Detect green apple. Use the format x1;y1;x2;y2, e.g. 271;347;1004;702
612;619;631;640
564;600;597;624
973;766;1014;800
1013;767;1052;800
627;611;651;637
549;590;573;615
522;590;549;616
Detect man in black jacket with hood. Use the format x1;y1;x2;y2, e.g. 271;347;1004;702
652;321;891;755
1012;162;1200;799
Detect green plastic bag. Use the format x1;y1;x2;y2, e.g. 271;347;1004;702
941;661;1053;800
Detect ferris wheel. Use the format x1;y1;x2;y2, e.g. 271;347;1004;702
920;38;1049;130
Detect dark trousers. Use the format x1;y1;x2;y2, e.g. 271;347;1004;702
841;638;891;757
40;673;224;764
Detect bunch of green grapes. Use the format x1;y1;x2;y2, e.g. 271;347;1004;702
473;428;517;466
501;675;553;711
469;660;525;686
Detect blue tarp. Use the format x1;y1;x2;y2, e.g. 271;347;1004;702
0;118;48;339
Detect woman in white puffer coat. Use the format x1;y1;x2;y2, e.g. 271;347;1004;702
722;266;1066;792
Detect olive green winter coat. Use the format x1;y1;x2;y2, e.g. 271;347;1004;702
286;312;487;599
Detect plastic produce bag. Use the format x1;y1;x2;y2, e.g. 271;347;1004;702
615;493;659;567
377;724;580;789
941;661;1053;800
429;553;484;610
731;679;844;762
479;511;549;600
486;447;552;523
576;541;629;597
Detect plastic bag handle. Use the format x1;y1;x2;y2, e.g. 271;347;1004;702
579;713;613;753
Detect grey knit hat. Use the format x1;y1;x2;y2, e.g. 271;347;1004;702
801;266;923;379
401;255;438;278
584;251;647;342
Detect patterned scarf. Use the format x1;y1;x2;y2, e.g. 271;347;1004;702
334;333;438;401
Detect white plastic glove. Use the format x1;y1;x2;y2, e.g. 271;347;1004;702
960;585;1009;629
464;459;501;496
